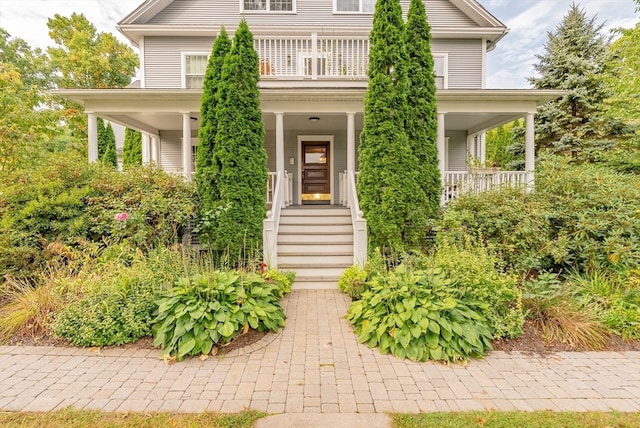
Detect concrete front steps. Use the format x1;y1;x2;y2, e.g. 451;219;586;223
277;207;354;289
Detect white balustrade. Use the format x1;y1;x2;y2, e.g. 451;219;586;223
341;170;367;267
254;35;369;79
442;171;529;202
263;171;285;268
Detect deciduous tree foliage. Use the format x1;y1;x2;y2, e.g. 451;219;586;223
46;13;138;139
529;4;610;154
604;23;640;127
196;27;232;216
122;128;142;167
0;28;53;90
358;0;427;251
405;0;441;226
212;21;268;255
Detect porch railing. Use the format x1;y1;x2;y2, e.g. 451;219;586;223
254;34;369;79
263;171;287;268
442;171;528;202
340;170;367;267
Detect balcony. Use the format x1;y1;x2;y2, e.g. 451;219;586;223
254;34;369;80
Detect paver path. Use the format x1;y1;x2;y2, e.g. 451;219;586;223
1;290;639;414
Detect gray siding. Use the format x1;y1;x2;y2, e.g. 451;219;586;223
447;130;468;171
147;0;476;29
145;37;214;88
432;39;482;89
159;131;183;173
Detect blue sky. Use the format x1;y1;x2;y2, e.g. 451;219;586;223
0;0;638;88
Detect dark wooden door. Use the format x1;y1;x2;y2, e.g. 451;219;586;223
301;141;330;204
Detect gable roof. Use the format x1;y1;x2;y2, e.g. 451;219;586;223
120;0;505;28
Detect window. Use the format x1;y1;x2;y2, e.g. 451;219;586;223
242;0;294;12
335;0;375;13
433;54;448;89
183;54;208;89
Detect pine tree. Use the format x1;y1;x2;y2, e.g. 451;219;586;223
122;127;142;166
358;0;424;251
405;0;441;227
529;4;610;154
212;20;268;256
196;27;232;216
102;121;117;167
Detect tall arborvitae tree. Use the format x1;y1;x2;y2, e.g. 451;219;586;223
196;27;232;216
97;117;107;159
358;0;425;251
122;127;142;166
529;4;610;154
212;20;268;255
102;121;117;167
405;0;441;225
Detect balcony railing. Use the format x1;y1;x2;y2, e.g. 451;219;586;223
254;34;369;79
442;170;529;203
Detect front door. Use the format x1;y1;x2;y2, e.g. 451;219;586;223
301;141;330;204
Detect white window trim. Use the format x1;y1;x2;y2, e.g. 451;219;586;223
240;0;297;13
333;0;374;14
181;52;209;89
433;52;449;90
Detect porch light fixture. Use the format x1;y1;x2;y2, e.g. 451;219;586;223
309;116;320;122
190;116;198;121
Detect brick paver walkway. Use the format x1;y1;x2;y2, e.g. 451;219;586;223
1;290;639;414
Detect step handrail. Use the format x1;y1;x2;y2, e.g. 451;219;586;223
345;170;367;267
263;170;284;268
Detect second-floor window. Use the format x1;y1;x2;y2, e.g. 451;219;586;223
243;0;294;12
335;0;375;13
183;54;208;89
433;54;448;89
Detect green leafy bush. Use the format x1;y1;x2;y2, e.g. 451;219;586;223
346;265;493;363
338;265;369;300
152;270;288;361
52;275;156;347
440;155;640;274
431;239;524;339
0;153;195;283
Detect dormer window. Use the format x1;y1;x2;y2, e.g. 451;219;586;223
335;0;375;13
242;0;294;12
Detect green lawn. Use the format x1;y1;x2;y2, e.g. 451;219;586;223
0;409;265;428
393;411;640;428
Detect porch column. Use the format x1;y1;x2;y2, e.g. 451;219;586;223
150;135;159;165
437;112;447;180
347;112;356;172
182;112;192;181
141;133;150;165
275;112;285;173
87;112;98;163
525;112;535;189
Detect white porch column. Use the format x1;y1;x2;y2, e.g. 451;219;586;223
437;112;447;179
141;134;150;165
150;134;159;165
479;133;487;163
87;112;98;163
275;112;285;173
347;112;356;172
182;112;193;181
525;112;535;189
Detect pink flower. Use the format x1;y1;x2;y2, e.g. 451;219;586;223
114;212;129;221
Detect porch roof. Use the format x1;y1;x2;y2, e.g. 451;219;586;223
53;88;564;136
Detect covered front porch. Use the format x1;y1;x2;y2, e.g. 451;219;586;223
56;87;562;273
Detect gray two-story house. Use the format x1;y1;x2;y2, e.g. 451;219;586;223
58;0;561;288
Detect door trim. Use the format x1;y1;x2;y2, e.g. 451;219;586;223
297;135;334;205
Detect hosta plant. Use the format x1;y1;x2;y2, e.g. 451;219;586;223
152;270;289;361
346;265;493;363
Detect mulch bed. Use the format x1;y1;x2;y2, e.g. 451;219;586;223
8;320;640;356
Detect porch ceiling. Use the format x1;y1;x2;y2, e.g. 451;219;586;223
53;88;563;135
